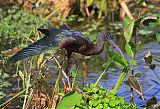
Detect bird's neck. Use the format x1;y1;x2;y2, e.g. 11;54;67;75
94;34;105;54
86;34;105;55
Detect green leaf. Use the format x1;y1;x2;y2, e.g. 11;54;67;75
143;16;157;26
100;0;107;11
124;80;129;86
135;73;141;78
153;57;160;62
92;100;98;106
109;100;116;107
18;71;24;81
123;17;131;28
0;72;10;79
123;18;135;42
92;94;98;99
113;67;129;91
156;33;160;42
121;58;128;66
137;0;145;8
57;91;82;109
103;57;113;68
86;0;94;7
71;71;77;78
97;104;103;108
108;51;128;67
125;43;134;58
130;59;136;65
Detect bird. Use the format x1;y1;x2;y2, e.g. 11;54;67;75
8;24;119;74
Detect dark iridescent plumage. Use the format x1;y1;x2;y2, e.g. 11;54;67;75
8;24;113;71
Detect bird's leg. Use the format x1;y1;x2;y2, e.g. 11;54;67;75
65;51;72;90
53;57;71;90
60;51;66;68
65;60;69;75
65;51;72;75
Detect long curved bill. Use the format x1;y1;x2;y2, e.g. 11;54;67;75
105;35;124;58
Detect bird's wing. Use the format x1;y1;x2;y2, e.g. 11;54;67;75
37;29;50;36
60;24;70;30
38;24;70;36
59;37;77;49
79;45;87;51
8;36;55;63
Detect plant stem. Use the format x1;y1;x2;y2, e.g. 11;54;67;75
94;68;107;87
54;57;71;90
152;69;160;80
0;85;33;109
113;67;129;92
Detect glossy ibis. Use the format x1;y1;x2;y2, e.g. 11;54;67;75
8;24;121;73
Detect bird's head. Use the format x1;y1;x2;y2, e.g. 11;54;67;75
97;31;114;46
97;32;111;41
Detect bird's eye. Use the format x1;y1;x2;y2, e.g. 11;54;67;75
105;35;109;39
